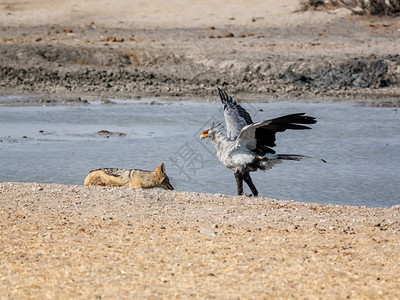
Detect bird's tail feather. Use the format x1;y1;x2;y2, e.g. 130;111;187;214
277;154;326;163
257;154;326;171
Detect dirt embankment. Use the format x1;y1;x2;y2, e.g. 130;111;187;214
1;11;400;105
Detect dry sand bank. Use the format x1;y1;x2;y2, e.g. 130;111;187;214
0;182;399;298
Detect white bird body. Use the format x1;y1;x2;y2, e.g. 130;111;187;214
208;129;283;173
201;88;324;197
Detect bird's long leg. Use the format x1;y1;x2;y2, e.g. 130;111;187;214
234;172;244;195
243;172;258;197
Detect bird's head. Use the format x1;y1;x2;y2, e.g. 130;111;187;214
200;121;223;140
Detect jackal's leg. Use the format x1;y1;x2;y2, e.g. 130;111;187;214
243;172;258;197
234;172;244;195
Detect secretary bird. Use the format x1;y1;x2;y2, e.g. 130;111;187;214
200;88;325;197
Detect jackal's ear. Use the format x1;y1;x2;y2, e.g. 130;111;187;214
160;162;166;174
155;166;162;179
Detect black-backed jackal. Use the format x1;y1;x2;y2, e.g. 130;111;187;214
83;162;174;190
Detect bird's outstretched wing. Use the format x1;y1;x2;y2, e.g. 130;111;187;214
236;113;317;155
218;88;252;139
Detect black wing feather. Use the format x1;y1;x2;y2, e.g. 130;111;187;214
253;113;317;155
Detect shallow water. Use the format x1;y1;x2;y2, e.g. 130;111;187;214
0;99;399;207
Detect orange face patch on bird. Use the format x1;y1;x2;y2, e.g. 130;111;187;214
200;129;210;140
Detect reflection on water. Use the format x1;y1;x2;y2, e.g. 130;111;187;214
0;99;399;207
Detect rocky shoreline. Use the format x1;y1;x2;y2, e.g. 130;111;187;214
1;20;400;106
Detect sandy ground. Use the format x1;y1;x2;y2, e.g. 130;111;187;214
1;182;399;299
1;1;400;298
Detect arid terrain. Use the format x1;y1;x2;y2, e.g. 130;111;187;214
1;0;400;298
1;182;399;299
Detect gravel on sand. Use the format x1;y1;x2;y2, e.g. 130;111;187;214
1;182;399;298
